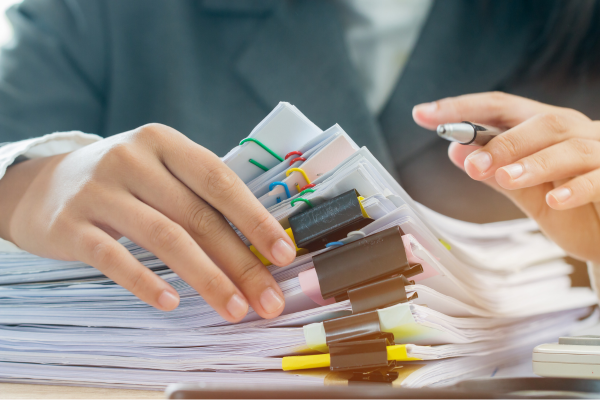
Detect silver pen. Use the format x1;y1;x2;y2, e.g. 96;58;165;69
436;121;506;146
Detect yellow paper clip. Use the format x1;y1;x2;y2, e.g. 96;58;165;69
281;344;421;371
286;167;311;192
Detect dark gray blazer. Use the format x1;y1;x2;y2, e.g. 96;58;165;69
1;0;599;222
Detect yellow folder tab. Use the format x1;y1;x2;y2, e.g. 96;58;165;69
250;228;305;266
357;196;370;219
281;344;421;371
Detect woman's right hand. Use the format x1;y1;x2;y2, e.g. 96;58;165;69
0;124;297;322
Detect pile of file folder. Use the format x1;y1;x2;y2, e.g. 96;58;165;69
0;103;597;389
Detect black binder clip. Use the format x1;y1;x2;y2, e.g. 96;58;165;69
288;189;374;252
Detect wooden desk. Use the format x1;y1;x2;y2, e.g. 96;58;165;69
0;383;163;399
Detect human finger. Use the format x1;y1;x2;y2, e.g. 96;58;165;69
412;91;585;131
447;142;479;170
98;194;250;322
75;225;180;311
136;125;296;268
462;113;596;181
546;168;600;210
496;139;600;190
128;164;285;319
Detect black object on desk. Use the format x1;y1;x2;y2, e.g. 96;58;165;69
166;378;600;399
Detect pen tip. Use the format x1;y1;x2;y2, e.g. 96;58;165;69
437;125;446;135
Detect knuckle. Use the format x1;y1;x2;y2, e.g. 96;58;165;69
485;91;510;112
488;91;509;104
89;240;119;270
234;258;263;286
202;271;225;294
104;142;135;161
495;134;523;157
186;202;227;239
563;107;590;121
576;175;598;195
537;113;568;135
529;154;552;172
203;165;241;201
244;209;277;238
135;123;168;140
132;123;182;150
147;220;185;252
128;268;151;294
568;138;595;158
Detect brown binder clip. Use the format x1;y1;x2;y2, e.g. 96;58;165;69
324;310;392;344
315;227;424;383
348;274;419;314
324;311;398;383
312;226;422;302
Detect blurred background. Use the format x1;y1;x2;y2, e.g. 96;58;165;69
0;0;16;47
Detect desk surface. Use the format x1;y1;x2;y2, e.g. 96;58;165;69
0;383;163;399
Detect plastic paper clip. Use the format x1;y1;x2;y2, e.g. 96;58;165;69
269;181;291;202
299;183;316;192
284;151;303;160
248;159;269;172
288;157;306;166
239;138;283;161
285;167;311;192
240;138;283;171
325;242;345;248
290;198;313;208
299;188;315;197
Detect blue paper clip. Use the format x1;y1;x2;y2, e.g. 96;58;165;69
325;241;345;248
269;181;291;203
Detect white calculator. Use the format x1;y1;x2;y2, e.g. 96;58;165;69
534;336;600;379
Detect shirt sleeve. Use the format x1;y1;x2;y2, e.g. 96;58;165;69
0;131;102;180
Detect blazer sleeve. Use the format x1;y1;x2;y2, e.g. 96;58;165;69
0;0;107;143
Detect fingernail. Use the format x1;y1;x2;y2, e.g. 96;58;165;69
271;238;295;265
260;287;284;314
502;163;524;180
549;187;572;203
413;102;438;115
466;151;493;173
226;294;248;320
158;290;179;310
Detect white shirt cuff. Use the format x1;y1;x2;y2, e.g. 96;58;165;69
0;131;102;251
0;131;103;180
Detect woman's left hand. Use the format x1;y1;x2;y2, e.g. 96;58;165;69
413;92;600;264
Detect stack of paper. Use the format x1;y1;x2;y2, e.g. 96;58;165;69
0;102;596;390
